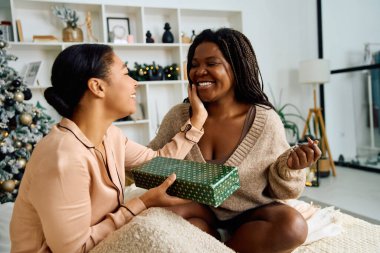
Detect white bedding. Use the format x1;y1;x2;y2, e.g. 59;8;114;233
0;185;344;252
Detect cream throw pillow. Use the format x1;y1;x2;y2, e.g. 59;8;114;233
90;207;234;253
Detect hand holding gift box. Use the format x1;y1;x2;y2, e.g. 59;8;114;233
131;157;240;207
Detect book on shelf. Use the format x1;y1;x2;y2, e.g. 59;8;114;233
32;35;59;43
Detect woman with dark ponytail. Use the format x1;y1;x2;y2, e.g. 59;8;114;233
149;28;322;253
10;44;208;253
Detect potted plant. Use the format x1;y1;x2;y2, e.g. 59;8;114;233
268;85;306;145
52;6;83;42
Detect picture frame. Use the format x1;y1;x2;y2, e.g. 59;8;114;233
23;61;42;86
107;17;130;43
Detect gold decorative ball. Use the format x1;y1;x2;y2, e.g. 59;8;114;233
1;180;16;193
14;91;25;102
15;141;22;148
16;157;27;169
25;143;33;152
20;113;33;126
30;124;36;129
1;130;8;138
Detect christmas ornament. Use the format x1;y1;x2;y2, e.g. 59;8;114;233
23;88;32;100
20;113;33;126
164;64;180;80
16;157;27;169
1;130;8;138
15;141;22;148
12;79;22;88
1;180;16;193
14;91;25;102
14;172;24;181
5;96;15;107
25;143;33;151
0;40;6;49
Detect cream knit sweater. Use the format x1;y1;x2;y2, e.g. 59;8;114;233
149;103;306;220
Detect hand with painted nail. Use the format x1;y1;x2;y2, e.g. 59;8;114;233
287;137;322;170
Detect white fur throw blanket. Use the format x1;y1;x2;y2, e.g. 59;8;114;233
90;207;234;253
90;205;380;253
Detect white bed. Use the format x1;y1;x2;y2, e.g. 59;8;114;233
1;185;379;253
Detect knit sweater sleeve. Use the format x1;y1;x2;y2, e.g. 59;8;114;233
266;110;306;200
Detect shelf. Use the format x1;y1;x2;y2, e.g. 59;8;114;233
138;80;182;86
109;42;181;50
28;85;50;90
113;119;149;126
8;42;63;50
6;1;242;143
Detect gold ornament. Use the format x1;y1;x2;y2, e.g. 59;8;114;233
30;124;36;129
14;91;25;102
1;130;8;138
0;141;5;147
15;141;22;148
20;113;33;126
1;180;16;193
25;143;33;151
16;157;27;169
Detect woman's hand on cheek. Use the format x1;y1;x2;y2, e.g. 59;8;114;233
287;138;322;170
139;174;191;208
188;84;208;130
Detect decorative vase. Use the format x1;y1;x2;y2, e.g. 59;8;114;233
162;22;174;43
62;25;83;42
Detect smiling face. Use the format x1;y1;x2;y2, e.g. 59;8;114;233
103;54;138;119
189;42;235;103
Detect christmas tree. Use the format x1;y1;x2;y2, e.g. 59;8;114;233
0;40;53;203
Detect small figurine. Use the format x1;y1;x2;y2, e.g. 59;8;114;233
146;30;154;43
162;22;174;43
181;32;191;44
190;30;196;42
85;12;98;42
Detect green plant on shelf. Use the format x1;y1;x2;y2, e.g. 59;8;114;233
52;6;80;28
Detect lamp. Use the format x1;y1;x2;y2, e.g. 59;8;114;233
299;59;336;177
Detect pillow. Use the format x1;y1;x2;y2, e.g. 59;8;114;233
90;207;234;253
0;202;14;253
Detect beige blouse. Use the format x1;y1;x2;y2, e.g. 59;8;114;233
10;117;203;253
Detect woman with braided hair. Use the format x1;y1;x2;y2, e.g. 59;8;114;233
149;28;321;253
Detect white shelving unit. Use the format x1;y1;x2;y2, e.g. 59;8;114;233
1;0;242;145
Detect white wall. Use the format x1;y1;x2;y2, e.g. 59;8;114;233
153;0;317;138
323;0;380;160
73;0;318;126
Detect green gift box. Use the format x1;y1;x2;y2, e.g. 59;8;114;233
131;157;240;207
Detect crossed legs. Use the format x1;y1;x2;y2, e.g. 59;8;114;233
167;201;307;253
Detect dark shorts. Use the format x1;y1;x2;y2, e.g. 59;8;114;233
216;201;282;232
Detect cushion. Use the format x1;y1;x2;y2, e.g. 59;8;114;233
0;202;13;253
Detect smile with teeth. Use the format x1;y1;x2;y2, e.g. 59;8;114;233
197;81;214;87
130;94;136;98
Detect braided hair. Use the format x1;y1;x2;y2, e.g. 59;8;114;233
187;28;274;109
